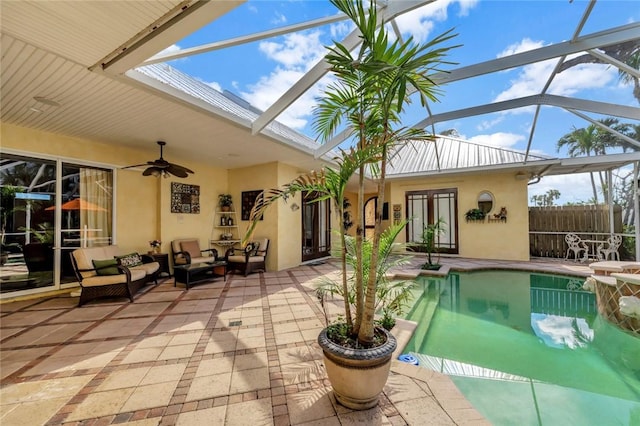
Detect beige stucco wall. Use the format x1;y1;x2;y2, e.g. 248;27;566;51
228;162;279;271
1;123;228;259
388;172;530;261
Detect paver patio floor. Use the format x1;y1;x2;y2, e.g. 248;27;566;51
1;257;591;425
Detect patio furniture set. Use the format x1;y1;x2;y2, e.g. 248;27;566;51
564;233;622;262
69;237;269;305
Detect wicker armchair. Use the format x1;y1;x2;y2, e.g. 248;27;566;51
226;238;269;276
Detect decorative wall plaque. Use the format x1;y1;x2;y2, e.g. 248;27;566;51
171;182;200;214
241;190;263;221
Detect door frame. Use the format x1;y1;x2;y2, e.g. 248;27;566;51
301;192;331;262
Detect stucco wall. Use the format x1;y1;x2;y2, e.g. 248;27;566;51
228;162;279;271
388;172;530;261
1;123;228;259
276;163;304;270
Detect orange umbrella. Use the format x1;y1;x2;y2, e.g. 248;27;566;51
45;199;106;211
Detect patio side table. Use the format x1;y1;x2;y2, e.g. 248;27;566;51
149;253;171;277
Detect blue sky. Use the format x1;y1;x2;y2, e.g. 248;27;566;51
163;0;639;204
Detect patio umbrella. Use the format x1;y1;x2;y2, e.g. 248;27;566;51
45;199;107;245
45;199;106;211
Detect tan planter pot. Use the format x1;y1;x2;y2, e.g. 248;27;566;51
317;326;397;410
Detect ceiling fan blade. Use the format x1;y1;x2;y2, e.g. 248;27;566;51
142;167;162;176
121;163;148;170
168;163;194;174
166;164;190;178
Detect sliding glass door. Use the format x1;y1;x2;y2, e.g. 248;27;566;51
0;153;113;295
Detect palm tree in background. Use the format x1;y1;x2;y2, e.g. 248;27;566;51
557;118;636;203
618;51;640;104
557;124;603;203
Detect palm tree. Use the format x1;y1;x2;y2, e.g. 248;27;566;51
557;118;635;203
557;124;602;203
618;51;639;104
246;0;457;345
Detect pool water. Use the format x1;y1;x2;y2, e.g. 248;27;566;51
403;270;640;425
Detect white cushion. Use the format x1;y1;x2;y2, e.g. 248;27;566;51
80;269;146;287
130;262;160;275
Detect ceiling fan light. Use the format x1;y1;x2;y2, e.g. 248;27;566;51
151;169;161;177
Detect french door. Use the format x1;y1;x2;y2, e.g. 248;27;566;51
301;192;331;262
406;189;458;254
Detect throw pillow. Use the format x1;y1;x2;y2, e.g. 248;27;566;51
116;252;143;268
92;258;120;275
243;243;254;256
180;240;201;260
250;242;260;256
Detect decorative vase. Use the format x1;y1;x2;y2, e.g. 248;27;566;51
152;246;160;254
317;326;397;410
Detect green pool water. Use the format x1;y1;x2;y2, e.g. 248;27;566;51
403;270;640;426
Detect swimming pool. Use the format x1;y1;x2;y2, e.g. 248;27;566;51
403;270;640;425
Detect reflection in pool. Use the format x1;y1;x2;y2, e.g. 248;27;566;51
403;270;640;425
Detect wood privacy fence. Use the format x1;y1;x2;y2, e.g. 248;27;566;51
529;205;623;258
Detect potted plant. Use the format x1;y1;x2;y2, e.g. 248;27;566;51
218;194;233;211
421;218;446;270
465;208;486;221
244;0;456;410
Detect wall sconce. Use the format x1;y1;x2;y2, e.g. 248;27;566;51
290;203;300;211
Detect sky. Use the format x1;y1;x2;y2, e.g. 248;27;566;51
162;0;639;205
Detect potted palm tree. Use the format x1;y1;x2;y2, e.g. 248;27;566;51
245;0;456;410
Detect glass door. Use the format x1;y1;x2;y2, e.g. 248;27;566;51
59;164;113;283
302;192;331;262
406;188;458;254
0;153;114;295
0;155;56;293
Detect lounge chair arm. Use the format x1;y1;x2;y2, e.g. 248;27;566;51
174;250;192;264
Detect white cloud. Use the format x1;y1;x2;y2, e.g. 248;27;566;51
240;30;329;130
259;31;325;69
497;38;543;58
271;12;287;25
457;0;479;16
528;173;596;205
477;116;504;131
204;80;222;92
467;132;524;149
394;0;478;43
494;39;617;104
330;20;352;40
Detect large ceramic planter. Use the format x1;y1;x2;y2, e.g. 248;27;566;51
318;326;397;410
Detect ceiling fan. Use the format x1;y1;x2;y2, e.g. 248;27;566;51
122;141;194;178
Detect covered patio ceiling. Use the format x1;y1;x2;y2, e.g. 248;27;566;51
0;0;638;173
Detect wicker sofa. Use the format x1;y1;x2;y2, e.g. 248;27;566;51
70;245;160;306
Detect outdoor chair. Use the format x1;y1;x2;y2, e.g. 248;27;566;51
565;233;588;262
226;237;269;276
597;234;622;261
171;238;218;265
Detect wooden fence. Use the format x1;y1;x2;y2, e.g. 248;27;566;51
529;205;624;258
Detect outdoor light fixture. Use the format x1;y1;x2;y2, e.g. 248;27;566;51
290;203;300;211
